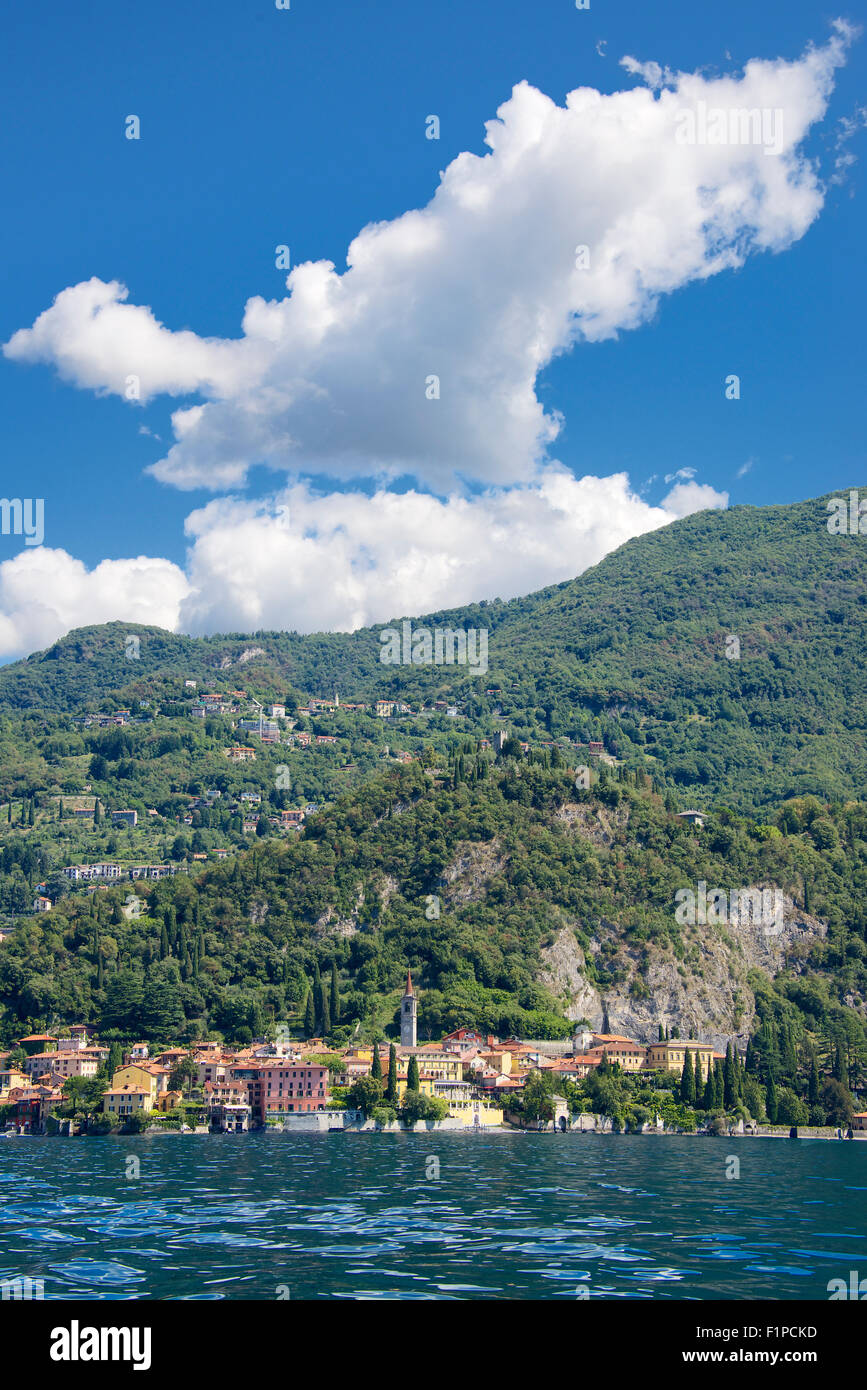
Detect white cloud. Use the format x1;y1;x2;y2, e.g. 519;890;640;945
660;480;728;517
0;469;727;658
0;549;189;660
3;25;853;495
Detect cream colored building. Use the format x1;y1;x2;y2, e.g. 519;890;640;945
645;1039;716;1082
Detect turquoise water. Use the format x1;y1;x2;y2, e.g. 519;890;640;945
0;1132;864;1300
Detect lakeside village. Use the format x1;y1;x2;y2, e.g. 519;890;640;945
3;973;866;1139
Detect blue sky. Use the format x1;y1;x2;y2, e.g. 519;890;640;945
0;1;864;657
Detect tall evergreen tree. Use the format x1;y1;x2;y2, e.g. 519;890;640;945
320;979;331;1036
371;1043;382;1081
386;1043;398;1103
330;962;340;1026
304;987;316;1036
724;1042;737;1108
744;1038;756;1074
766;1073;778;1124
313;961;322;1027
680;1050;695;1105
713;1059;725;1109
702;1068;714;1111
407;1054;420;1091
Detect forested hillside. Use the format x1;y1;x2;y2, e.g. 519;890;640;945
1;762;865;1092
0;488;864;810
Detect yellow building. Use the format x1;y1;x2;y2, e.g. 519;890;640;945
440;1095;504;1127
153;1090;184;1112
395;1049;463;1100
589;1040;646;1073
645;1040;716;1082
112;1063;170;1104
0;1065;29;1102
103;1083;152;1118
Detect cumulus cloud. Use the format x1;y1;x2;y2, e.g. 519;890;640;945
0;549;189;660
3;26;853;495
0;470;726;658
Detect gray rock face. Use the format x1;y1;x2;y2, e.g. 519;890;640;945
539;891;827;1051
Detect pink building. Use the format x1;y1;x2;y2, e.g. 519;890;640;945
236;1062;329;1124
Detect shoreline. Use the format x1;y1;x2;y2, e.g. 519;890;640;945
6;1123;865;1142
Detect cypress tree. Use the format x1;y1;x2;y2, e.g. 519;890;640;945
59;798;64;820
330;962;340;1026
680;1050;695;1105
744;1038;756;1074
658;1023;664;1041
407;1055;420;1091
320;979;331;1036
766;1073;778;1124
702;1068;714;1111
28;800;34;826
833;1039;846;1085
724;1043;736;1108
160;922;169;960
304;987;316;1036
371;1044;382;1081
93;800;101;826
313;961;322;1027
713;1059;725;1109
386;1043;398;1103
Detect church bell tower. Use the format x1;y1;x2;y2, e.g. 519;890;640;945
400;969;417;1048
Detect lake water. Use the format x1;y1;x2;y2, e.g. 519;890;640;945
1;1132;865;1300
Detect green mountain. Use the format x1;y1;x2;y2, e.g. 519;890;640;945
1;487;864;810
1;486;866;1118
